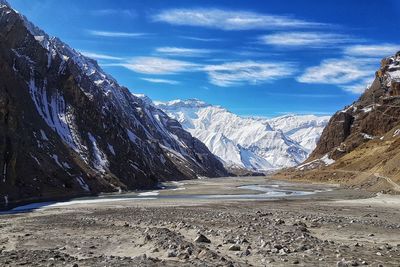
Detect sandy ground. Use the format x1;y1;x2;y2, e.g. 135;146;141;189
0;176;399;267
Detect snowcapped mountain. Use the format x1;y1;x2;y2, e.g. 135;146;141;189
0;3;226;207
267;115;330;153
156;99;330;171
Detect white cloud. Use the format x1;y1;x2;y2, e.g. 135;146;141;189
297;42;398;94
140;78;180;85
153;8;325;30
260;32;355;47
155;47;214;57
90;9;136;18
342;78;374;94
297;57;377;85
81;51;122;60
118;57;294;86
180;36;223;42
88;30;147;38
203;61;295;87
121;57;199;74
344;44;399;57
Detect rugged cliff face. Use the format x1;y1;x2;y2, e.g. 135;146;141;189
278;51;400;193
310;52;400;161
0;2;227;207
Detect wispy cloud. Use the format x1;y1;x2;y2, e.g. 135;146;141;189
120;57;199;74
344;44;399;57
87;30;148;38
342;78;374;94
90;9;136;18
180;36;224;42
204;61;295;87
265;92;341;98
140;78;180;85
116;56;294;87
155;47;214;57
81;51;122;60
297;42;399;94
298;57;376;84
260;32;356;48
297;57;377;93
153;8;326;31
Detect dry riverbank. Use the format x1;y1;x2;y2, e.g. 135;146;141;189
0;177;399;266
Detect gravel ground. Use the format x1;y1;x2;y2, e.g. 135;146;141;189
0;177;399;267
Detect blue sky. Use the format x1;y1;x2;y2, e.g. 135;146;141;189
8;0;400;117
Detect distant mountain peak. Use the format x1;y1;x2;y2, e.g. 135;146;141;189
156;99;211;109
156;99;330;171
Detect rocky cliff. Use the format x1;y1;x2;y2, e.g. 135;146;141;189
0;1;227;208
278;51;400;193
310;51;400;161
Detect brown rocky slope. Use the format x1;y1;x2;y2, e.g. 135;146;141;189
276;51;400;193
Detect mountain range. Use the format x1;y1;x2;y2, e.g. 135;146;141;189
0;1;227;207
155;99;329;171
1;0;397;209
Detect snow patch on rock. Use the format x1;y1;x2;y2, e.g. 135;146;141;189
76;176;90;192
87;133;108;173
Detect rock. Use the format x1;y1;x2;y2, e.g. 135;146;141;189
228;245;241;251
184;247;192;255
240;249;250;256
293;259;300;264
194;234;211;243
144;234;151;242
337;259;350;267
240;238;249;244
167;250;177;257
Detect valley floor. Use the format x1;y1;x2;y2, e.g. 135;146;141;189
0;177;399;267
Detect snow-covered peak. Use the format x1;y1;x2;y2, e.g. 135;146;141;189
156;99;329;171
11;7;119;92
155;99;211;109
0;0;10;7
267;114;330;153
267;114;330;134
133;93;155;107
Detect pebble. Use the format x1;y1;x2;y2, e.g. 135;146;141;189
167;250;177;257
228;245;241;251
194;234;211;243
